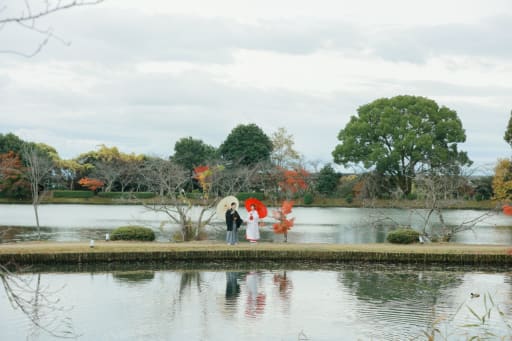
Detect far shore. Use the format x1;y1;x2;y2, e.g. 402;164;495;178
1;241;511;266
0;196;499;210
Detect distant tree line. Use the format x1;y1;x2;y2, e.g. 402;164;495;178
0;96;504;206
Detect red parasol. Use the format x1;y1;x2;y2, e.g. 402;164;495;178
245;197;267;218
503;205;512;216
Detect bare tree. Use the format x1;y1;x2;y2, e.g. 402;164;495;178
414;168;495;241
1;263;78;338
144;161;257;241
22;144;54;237
0;0;104;57
91;159;120;192
141;158;188;196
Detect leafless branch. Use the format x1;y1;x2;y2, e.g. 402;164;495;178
0;0;104;57
0;263;79;338
0;0;104;25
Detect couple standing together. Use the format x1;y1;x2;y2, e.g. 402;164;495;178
225;202;260;245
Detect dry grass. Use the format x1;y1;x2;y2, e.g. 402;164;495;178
0;241;509;255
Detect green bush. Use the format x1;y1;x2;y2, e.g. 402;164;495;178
97;192;155;199
345;193;354;204
236;192;265;201
110;226;155;241
303;192;314;205
386;228;420;244
53;190;94;198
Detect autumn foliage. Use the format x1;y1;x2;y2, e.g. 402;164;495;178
78;177;104;191
278;167;309;194
0;151;30;198
193;165;212;198
272;200;295;242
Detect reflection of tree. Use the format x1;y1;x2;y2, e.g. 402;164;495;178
0;263;78;338
273;271;293;300
339;269;462;304
338;268;463;339
273;271;293;314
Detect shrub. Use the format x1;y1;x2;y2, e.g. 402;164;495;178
53;190;94;198
236;192;265;201
110;226;155;241
303;192;314;205
97;192;155;199
345;193;353;204
386;228;420;244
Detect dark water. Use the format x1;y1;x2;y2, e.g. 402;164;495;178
1;204;511;244
1;263;511;340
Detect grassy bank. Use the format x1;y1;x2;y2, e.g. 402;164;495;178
1;241;511;266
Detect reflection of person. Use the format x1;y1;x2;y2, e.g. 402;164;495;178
225;272;241;302
246;204;260;243
225;202;242;245
245;271;266;317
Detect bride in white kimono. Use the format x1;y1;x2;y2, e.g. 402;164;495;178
245;204;260;243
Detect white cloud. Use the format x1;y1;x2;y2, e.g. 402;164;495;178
0;0;511;172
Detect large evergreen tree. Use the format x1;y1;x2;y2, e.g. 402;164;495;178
316;164;339;195
172;137;216;171
332;95;470;195
219;123;273;166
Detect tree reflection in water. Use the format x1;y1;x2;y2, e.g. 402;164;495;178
338;267;463;339
273;271;293;314
0;263;78;339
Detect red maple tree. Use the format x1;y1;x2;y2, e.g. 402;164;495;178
78;177;104;191
0;151;30;198
272;200;295;242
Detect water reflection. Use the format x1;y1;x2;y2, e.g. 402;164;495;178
1;264;512;340
112;270;155;285
0;267;78;339
1;205;512;244
244;271;266;318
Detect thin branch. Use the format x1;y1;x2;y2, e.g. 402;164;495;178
0;0;104;25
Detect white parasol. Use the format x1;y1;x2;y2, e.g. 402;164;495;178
216;196;239;220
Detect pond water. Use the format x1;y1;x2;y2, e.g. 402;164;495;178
1;204;511;244
1;263;511;340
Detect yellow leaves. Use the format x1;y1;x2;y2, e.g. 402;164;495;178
492;158;512;201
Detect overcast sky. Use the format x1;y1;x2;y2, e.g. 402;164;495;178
1;0;511;173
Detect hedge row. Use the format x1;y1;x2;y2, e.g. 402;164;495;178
97;192;156;199
236;192;265;201
53;190;94;198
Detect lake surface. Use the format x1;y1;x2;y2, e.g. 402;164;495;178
1;204;511;244
1;263;511;340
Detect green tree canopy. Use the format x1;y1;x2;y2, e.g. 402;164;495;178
0;132;26;154
504;110;512;148
332;95;470;195
219;123;273;166
316;164;340;195
172;137;217;171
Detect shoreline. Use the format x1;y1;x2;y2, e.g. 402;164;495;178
1;241;511;266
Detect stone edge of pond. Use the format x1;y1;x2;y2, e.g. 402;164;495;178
1;249;511;266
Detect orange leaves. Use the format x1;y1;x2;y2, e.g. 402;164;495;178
193;165;212;197
0;151;30;197
277;167;309;194
272;200;295;235
78;177;104;191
